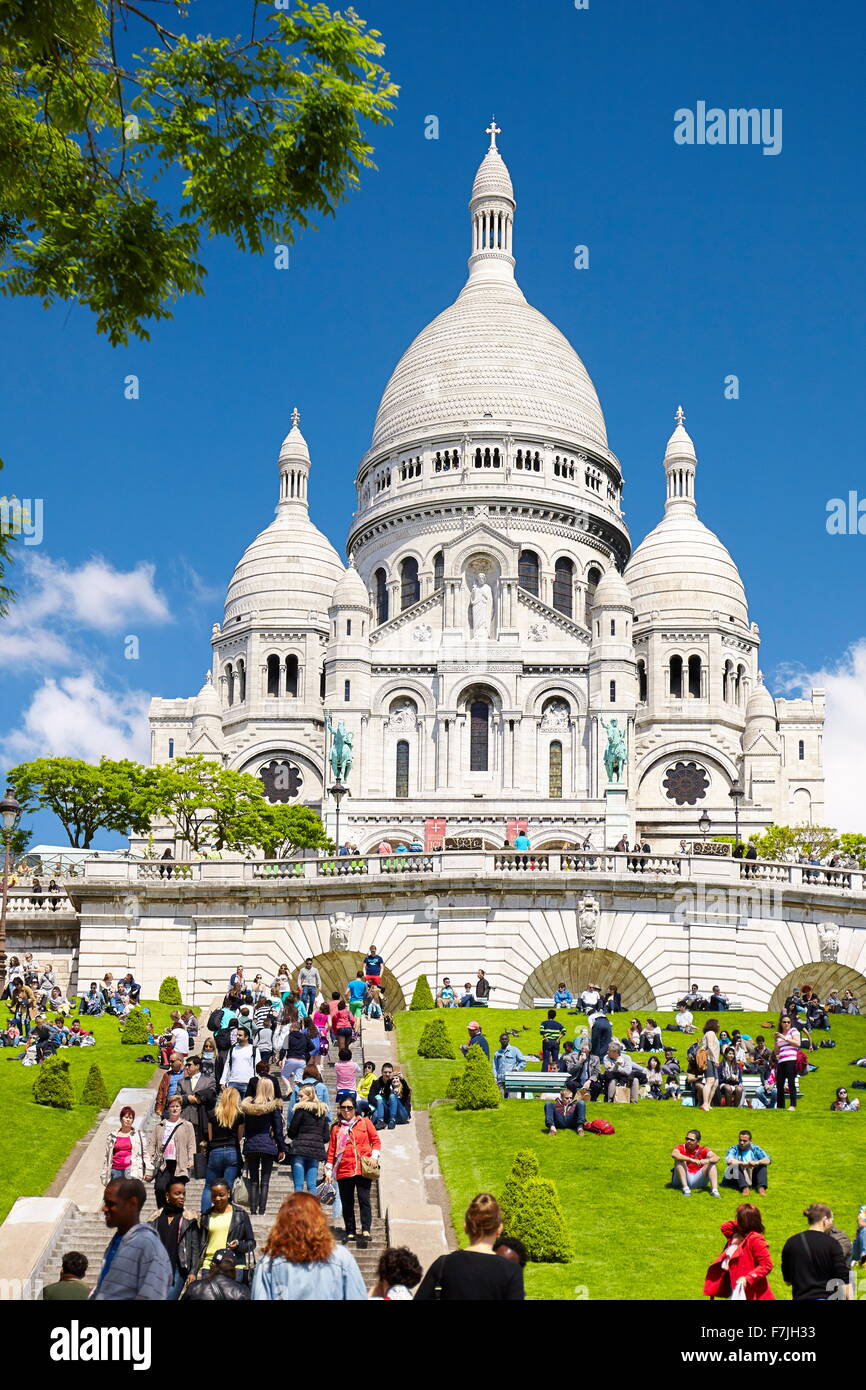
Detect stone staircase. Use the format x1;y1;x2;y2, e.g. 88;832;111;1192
37;1055;387;1294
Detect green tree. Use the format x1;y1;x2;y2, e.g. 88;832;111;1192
158;976;182;1005
506;1177;572;1263
0;1;397;344
227;802;332;857
409;975;435;1010
837;833;866;868
455;1043;500;1112
417;1017;456;1060
80;1062;110;1107
33;1055;75;1109
150;756;220;852
751;824;838;862
8;756;155;847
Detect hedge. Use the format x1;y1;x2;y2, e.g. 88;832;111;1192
506;1177;572;1262
445;1072;465;1101
455;1041;500;1111
417;1017;457;1059
80;1063;110;1108
499;1148;540;1228
33;1056;75;1110
120;1008;150;1044
409;975;435;1010
158;976;183;1005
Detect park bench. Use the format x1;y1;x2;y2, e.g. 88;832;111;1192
502;1070;569;1098
532;997;555;1009
678;1071;799;1105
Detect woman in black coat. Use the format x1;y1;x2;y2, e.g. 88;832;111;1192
239;1078;285;1216
287;1085;330;1194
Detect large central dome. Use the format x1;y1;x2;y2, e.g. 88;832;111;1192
370;132;608;455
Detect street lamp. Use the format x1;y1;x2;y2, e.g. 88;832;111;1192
728;782;744;851
0;787;22;994
329;780;349;856
697;810;711;847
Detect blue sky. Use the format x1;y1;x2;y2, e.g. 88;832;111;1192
2;0;865;843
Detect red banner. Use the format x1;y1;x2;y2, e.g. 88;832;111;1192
506;818;529;845
425;818;447;852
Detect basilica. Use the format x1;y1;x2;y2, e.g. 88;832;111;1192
148;129;825;853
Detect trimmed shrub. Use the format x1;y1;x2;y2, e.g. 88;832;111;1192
33;1056;75;1110
455;1042;500;1111
410;975;435;1010
158;976;182;1005
499;1148;540;1228
81;1063;110;1108
506;1177;572;1262
417;1017;457;1059
120;1008;150;1045
444;1072;464;1101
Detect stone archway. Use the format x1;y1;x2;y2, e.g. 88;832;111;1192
294;950;406;1013
768;963;866;1015
520;948;656;1010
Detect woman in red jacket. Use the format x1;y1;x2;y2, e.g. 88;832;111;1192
325;1096;381;1249
704;1204;775;1300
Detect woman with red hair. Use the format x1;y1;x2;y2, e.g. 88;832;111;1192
252;1193;367;1300
703;1204;776;1300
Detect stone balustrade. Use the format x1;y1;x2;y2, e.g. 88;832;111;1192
4;888;76;918
73;851;866;896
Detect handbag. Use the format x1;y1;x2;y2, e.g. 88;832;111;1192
349;1123;381;1181
232;1171;252;1208
153;1123;179;1175
696;1047;709;1072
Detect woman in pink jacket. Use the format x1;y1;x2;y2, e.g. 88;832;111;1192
704;1204;775;1300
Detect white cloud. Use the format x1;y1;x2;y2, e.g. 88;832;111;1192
3;673;151;763
777;638;866;833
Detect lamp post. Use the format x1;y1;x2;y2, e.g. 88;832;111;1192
329;780;349;855
697;810;711;849
728;782;744;851
0;787;22;995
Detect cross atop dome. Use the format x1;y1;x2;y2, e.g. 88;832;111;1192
486;118;501;150
675;405;685;426
291;406;301;429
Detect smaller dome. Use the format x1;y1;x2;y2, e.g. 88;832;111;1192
192;671;221;719
745;680;776;723
592;567;632;608
331;561;370;610
664;412;697;463
471;147;514;204
278;407;310;464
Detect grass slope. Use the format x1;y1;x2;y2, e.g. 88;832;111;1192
0;1002;179;1223
396;1008;866;1301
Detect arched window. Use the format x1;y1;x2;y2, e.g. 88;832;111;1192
344;679;351;702
552;557;574;617
267;654;280;697
396;740;410;799
518;549;540;596
609;680;616;703
225;663;235;707
688;655;702;699
168;738;175;759
433;551;444;590
798;739;805;760
400;556;420;610
584;566;601;627
469;699;491;772
669;655;683;698
319;666;326;700
638;659;648;702
735;663;746;705
722;659;733;702
375;568;388;625
549;740;563;798
237;658;246;703
286;654;299;697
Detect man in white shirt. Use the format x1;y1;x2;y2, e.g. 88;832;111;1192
170;1022;190;1056
297;958;320;1014
675;1007;695;1034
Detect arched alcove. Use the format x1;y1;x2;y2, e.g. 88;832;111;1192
293;950;406;1013
768;963;866;1015
520;948;656;1009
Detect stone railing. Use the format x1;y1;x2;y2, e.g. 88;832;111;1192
4;888;76;917
74;852;866;896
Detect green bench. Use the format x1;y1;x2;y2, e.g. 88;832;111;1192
502;1070;569;1098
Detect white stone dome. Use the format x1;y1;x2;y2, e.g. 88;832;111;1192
626;509;748;625
370;282;608;453
225;508;344;625
592;566;632;608
331;561;370;609
471;146;514;203
745;681;776;723
192;671;221;718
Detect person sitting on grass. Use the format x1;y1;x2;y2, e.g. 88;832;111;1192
544;1086;586;1137
368;1063;412;1130
661;1047;682;1098
673;1004;696;1034
602;1042;645;1104
671;1129;721;1198
458;982;476;1008
553;982;573;1007
436;977;458;1008
723;1130;771;1196
830;1086;861;1111
640;1018;664;1051
623;1018;642;1052
644;1055;675;1099
562;1040;601;1098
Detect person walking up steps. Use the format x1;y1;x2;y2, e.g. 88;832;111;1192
325;1096;381;1250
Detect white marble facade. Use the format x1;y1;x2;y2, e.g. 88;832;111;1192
149;131;824;852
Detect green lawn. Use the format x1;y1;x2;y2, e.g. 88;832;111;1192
396;1007;866;1301
0;1002;180;1223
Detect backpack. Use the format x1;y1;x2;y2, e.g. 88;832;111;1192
796;1050;809;1075
207;1007;223;1033
584;1118;615;1135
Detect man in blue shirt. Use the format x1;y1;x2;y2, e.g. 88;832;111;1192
346;971;367;1021
553;982;573;1006
514;831;531;851
461;1021;490;1060
540;1010;566;1070
724;1129;771;1196
436;977;457;1008
493;1032;526;1096
363;946;384;986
